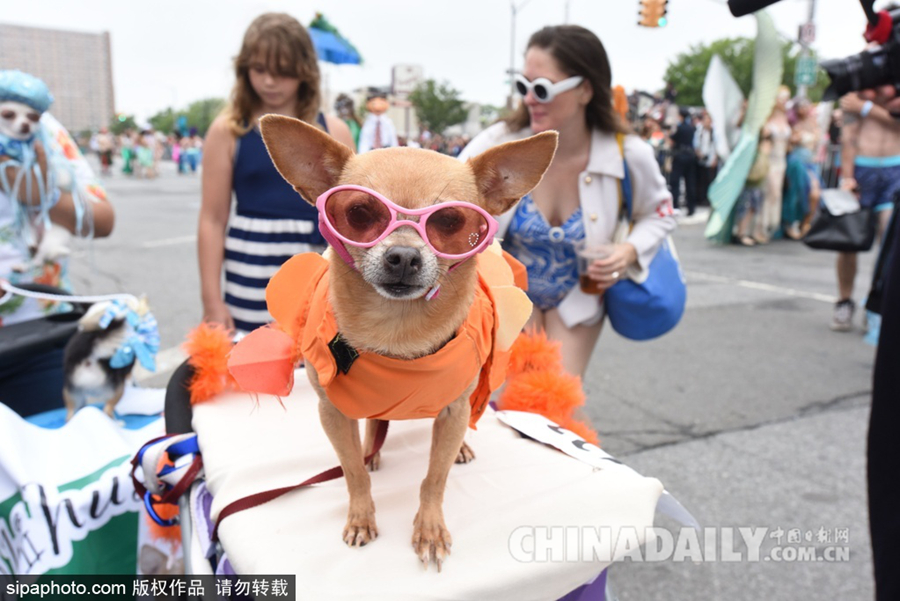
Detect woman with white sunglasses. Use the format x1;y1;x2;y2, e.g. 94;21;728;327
459;25;675;382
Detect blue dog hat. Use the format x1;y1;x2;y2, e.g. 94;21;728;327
0;70;54;113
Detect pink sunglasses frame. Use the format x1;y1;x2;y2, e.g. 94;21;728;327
315;185;499;260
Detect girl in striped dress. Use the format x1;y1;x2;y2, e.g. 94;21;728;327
198;13;353;333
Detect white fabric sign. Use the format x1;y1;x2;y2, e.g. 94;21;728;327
193;374;665;601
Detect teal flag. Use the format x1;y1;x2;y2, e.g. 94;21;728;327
705;10;784;243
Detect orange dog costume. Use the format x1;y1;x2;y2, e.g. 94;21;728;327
226;244;532;429
187;243;598;443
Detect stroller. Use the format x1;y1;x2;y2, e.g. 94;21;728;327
136;358;694;601
0;283;170;578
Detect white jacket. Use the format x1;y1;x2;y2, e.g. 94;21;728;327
459;122;676;327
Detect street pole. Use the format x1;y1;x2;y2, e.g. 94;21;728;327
509;2;516;110
508;0;535;111
797;0;816;100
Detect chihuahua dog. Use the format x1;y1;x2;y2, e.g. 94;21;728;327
63;306;131;421
62;298;155;421
1;95;72;269
0;100;41;157
257;115;556;569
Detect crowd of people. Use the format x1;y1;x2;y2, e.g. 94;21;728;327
82;115;473;181
633;86;846;237
628;77;897;341
89;127;204;178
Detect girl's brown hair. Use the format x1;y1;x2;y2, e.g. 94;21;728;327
504;25;628;134
224;13;321;136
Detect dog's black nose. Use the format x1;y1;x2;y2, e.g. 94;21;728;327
383;246;421;279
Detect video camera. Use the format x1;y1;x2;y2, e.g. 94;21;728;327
728;0;900;100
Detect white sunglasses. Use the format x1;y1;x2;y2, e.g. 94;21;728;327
515;74;584;103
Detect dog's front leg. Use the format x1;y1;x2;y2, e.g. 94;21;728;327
63;388;77;422
363;419;385;471
103;382;126;419
413;390;472;570
318;393;378;547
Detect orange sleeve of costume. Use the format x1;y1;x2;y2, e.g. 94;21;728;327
502;250;528;291
227;253;328;395
228;326;295;396
267;253;328;362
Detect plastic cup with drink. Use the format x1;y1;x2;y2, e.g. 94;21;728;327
575;241;615;296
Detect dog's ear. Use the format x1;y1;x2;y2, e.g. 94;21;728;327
260;115;354;205
466;131;558;215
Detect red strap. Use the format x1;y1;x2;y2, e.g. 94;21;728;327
865;10;893;44
155;456;204;505
130;434;175;498
211;419;389;542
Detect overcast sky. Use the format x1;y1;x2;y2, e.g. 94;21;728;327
4;0;872;122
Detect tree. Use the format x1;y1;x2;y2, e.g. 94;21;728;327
479;104;503;129
185;98;225;136
407;80;468;135
148;107;178;135
145;98;225;136
663;37;828;106
110;114;139;135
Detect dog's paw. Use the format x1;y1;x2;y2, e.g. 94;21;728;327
343;504;378;547
412;508;452;571
367;450;381;472
455;441;475;464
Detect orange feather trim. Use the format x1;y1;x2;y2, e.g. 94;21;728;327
145;456;182;546
183;322;237;405
498;329;601;446
145;501;182;545
499;370;584;423
506;329;563;377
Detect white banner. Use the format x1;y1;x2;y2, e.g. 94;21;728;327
0;388;167;575
702;55;745;161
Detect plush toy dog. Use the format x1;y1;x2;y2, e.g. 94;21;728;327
62;299;159;421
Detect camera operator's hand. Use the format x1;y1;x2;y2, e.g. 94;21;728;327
840;93;866;114
859;86;900;115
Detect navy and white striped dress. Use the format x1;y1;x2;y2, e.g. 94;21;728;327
224;115;328;333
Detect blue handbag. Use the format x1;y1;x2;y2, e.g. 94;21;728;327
604;136;686;341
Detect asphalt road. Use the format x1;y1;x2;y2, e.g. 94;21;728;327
70;160;878;600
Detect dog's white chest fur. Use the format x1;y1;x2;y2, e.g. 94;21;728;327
69;326;129;390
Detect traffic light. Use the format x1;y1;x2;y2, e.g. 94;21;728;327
638;0;668;27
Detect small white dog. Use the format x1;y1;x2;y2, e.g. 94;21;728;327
0;99;42;149
0;71;72;271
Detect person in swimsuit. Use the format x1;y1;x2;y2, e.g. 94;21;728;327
832;91;900;333
755;86;792;244
198;13;353;333
459;25;675;379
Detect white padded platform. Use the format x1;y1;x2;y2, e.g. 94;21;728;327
192;373;663;601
